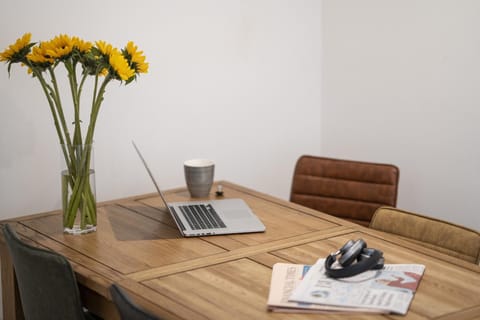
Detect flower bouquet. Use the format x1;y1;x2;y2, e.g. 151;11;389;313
1;33;148;234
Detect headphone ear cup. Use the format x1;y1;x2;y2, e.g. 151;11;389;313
358;248;384;269
373;257;385;270
338;239;367;267
339;240;355;253
357;248;375;261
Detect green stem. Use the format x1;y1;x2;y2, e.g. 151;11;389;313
65;74;111;228
86;74;111;144
28;67;71;175
64;143;96;229
24;60;115;231
49;67;73;147
48;67;77;178
78;72;88;99
27;65;85;229
66;60;82;146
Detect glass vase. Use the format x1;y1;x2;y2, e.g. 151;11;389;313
61;144;97;234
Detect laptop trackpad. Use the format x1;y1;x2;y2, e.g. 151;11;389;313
223;209;249;219
211;199;254;220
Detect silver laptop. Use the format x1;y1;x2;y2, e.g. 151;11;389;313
132;141;266;237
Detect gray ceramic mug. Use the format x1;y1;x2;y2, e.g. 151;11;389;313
184;159;214;198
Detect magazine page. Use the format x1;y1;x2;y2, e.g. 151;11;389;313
288;259;425;315
267;263;387;313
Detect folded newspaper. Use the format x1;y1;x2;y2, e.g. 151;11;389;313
267;259;425;315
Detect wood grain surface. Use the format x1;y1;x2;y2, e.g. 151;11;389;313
1;181;479;319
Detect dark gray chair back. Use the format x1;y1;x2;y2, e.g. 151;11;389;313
3;224;94;320
110;284;161;320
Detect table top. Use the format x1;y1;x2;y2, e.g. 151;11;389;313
2;181;479;320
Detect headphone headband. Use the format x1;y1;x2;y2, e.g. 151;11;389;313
324;239;384;278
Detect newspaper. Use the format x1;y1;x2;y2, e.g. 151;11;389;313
287;258;425;315
267;263;386;314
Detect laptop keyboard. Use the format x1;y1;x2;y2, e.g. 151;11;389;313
179;204;227;230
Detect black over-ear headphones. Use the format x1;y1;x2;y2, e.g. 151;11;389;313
324;239;384;278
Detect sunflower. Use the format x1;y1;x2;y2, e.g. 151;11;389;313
109;49;135;81
27;43;55;65
0;33;33;63
42;34;75;59
94;41;135;80
124;41;149;74
72;37;92;53
99;68;109;76
96;40;115;57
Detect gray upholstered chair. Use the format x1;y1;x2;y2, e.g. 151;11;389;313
2;223;98;320
290;155;399;226
369;207;480;264
110;284;161;320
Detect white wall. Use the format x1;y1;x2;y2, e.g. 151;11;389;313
322;0;480;230
0;0;323;221
1;0;478;235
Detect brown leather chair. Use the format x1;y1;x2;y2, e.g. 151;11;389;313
370;207;480;264
290;155;399;226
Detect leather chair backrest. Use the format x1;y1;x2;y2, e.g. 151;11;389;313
370;207;480;264
290;155;399;226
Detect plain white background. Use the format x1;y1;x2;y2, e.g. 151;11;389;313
0;0;323;228
322;0;480;230
0;1;478;234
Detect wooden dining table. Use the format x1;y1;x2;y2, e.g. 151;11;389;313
1;181;479;320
